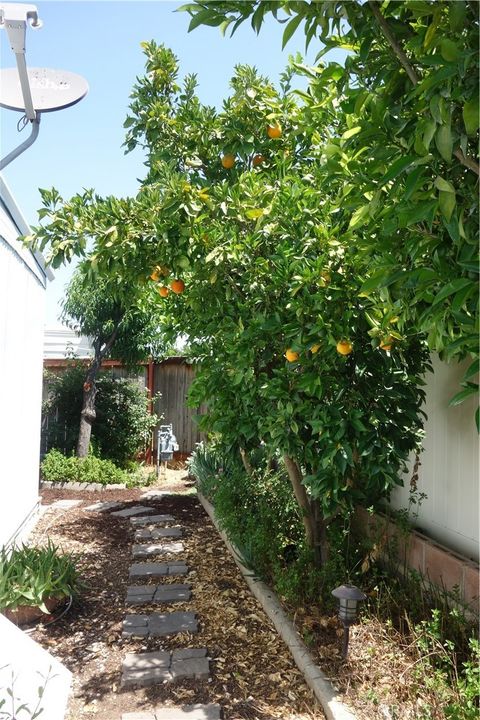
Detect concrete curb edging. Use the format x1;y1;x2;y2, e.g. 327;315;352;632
197;492;357;720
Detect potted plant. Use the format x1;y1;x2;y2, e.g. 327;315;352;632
0;541;82;625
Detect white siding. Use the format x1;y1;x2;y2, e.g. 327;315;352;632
390;355;479;562
0;189;46;548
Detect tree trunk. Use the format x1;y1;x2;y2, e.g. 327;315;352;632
76;325;120;458
239;447;254;477
77;361;100;458
283;455;330;567
283;455;316;548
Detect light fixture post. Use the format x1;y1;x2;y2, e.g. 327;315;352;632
332;583;367;660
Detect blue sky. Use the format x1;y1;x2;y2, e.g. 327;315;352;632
0;1;340;325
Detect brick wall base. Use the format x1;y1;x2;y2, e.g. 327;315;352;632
355;507;479;613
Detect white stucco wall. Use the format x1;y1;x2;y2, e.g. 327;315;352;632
0;614;71;718
390;355;479;562
0;178;48;548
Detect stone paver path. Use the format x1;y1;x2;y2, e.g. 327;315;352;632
122;704;222;719
111;505;155;518
130;514;175;526
121;648;210;687
97;503;221;717
122;610;198;638
126;583;191;606
134;527;183;540
129;561;188;579
84;500;124;513
132;541;184;558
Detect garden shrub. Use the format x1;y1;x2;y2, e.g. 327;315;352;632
189;442;345;603
41;449;127;486
0;540;82;613
43;366;158;466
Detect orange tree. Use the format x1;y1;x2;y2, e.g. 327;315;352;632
29;46;430;564
181;0;479;422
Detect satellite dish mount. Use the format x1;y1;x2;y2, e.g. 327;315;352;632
0;2;88;171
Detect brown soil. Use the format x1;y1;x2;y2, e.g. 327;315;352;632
26;470;323;720
21;469;450;720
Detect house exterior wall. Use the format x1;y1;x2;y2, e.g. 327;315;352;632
0;179;48;548
390;354;479;563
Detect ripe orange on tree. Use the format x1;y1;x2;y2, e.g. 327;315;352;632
267;124;282;139
379;336;394;351
170;279;185;294
150;266;161;281
310;343;321;354
285;349;299;362
158;286;169;298
221;153;236;169
336;340;353;355
252;154;265;167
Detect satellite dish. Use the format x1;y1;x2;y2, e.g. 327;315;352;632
0;67;88;113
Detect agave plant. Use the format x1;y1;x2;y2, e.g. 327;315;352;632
0;540;82;614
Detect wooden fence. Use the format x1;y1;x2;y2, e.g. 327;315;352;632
42;357;203;460
152;358;204;457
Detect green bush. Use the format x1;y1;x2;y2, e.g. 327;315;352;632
43;366;158;466
41;449;127;485
0;540;81;613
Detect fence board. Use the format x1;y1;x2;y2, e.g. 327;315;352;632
153;360;203;455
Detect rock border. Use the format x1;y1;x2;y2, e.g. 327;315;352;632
197;492;357;720
40;481;127;491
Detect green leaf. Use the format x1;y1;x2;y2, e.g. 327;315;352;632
359;271;388;296
463;97;479;136
245;208;264;220
449;1;466;32
438;189;456;221
432;278;471;307
379;155;418;185
449;385;478;407
349;204;371;229
440;39;460;62
341;126;362;140
464;359;479;381
435;124;453;162
282;13;303;49
434;176;455;193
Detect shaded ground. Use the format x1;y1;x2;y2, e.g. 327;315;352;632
24;469;451;720
28;470;322;720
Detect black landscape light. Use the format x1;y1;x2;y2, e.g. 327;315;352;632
332;583;366;659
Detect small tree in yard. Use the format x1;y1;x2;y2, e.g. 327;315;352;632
61;267;165;457
43;366;159;466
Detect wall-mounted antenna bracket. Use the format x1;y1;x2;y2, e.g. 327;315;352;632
0;3;88;171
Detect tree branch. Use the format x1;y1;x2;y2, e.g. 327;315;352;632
368;0;480;176
368;0;419;86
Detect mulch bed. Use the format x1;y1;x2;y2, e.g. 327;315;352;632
18;470;450;720
26;478;322;720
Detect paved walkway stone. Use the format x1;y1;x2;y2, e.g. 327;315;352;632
121;648;209;687
122;611;197;638
134;527;182;541
111;505;155;518
50;499;83;509
122;704;222;719
84;501;124;513
126;583;191;606
132;541;184;558
129;562;188;579
130;514;175;527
